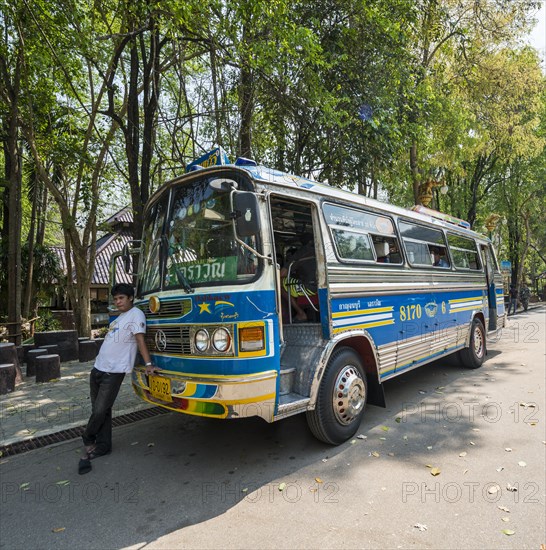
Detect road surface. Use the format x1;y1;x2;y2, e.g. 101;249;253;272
1;306;544;549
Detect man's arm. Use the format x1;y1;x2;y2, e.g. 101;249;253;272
135;333;161;374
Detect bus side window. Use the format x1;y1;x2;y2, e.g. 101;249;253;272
447;233;482;271
405;241;432;265
399;220;447;267
373;241;390;263
429;246;450;267
371;236;403;264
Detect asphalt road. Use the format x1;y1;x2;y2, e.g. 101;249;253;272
1;306;545;550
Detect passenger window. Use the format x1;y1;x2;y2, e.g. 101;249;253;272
399;221;449;268
323;203;402;265
405;241;432;265
371;235;403;264
332;229;374;261
447;234;481;270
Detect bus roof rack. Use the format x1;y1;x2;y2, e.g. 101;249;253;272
185;146;230;172
235;157;257;167
412;205;471;229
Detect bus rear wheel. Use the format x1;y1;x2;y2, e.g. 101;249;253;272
306;347;367;445
458;318;486;369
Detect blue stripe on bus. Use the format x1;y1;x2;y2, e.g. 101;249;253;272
331;289;488;345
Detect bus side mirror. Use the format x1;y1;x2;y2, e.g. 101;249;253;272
232;192;261;237
124;252;132;274
122;241;141;275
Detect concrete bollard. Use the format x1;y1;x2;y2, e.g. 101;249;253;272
35;354;61;383
41;344;59;355
22;343;35;363
26;348;48;377
79;340;97;362
0;363;16;395
34;330;78;362
0;342;23;385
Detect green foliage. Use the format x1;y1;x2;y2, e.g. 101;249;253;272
21;243;63;303
93;325;109;338
0;239;63;316
34;308;62;332
1;0;544;311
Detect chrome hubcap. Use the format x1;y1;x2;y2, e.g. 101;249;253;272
332;366;366;425
473;326;484;358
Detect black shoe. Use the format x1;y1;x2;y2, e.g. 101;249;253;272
78;457;92;475
87;449;111;460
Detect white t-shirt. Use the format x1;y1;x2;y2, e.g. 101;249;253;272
94;306;147;374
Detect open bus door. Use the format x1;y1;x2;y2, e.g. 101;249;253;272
480;243;498;331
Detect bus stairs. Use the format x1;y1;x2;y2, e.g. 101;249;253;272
276;323;327;419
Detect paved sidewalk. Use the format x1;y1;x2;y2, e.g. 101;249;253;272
0;359;151;447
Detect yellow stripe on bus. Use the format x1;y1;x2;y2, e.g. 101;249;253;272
332;306;394;319
448;296;482;304
333;319;395;334
138;368;277;381
449;305;483;313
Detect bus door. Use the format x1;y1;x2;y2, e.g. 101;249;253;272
269;197;323;328
268;196;327;398
480;244;498;331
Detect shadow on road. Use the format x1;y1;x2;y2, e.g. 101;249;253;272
0;344;532;549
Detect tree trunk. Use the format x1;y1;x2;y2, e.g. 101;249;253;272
508;217;520;284
23;172;39;319
1;152;9;316
238;25;254;159
515;210;531;293
63;235;93;337
126;39;142;241
5;57;23;346
75;276;92;336
210;40;222;147
410;141;420;204
139;24;160;240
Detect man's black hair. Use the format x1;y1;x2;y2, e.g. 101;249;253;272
111;283;135;298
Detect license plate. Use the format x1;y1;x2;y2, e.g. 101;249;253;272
149;375;172;402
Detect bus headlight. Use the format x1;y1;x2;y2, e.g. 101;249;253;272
148;296;160;314
194;329;209;352
212;328;231;352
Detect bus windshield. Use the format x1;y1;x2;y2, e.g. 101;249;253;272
139;176;260;295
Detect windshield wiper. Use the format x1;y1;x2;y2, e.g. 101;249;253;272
162;234;194;294
174;265;194;294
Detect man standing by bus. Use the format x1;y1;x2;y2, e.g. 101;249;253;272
78;283;158;474
508;283;518;315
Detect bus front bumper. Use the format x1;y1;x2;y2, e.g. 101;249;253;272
131;367;278;422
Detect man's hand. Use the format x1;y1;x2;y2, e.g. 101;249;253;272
145;363;161;376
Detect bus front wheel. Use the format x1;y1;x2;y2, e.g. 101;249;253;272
306;347;367;445
458;318;486;369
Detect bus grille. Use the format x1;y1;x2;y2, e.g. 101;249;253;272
146;326;192;355
138;299;192;318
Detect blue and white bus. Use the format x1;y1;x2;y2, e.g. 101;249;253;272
122;148;506;444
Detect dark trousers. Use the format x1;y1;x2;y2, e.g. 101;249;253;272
508;298;517;315
82;368;125;453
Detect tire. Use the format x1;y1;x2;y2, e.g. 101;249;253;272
458;318;486;369
306;347;367;445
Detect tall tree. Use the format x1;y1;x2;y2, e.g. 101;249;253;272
397;0;539;204
0;1;24;344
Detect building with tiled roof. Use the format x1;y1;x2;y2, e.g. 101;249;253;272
51;206;134;325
